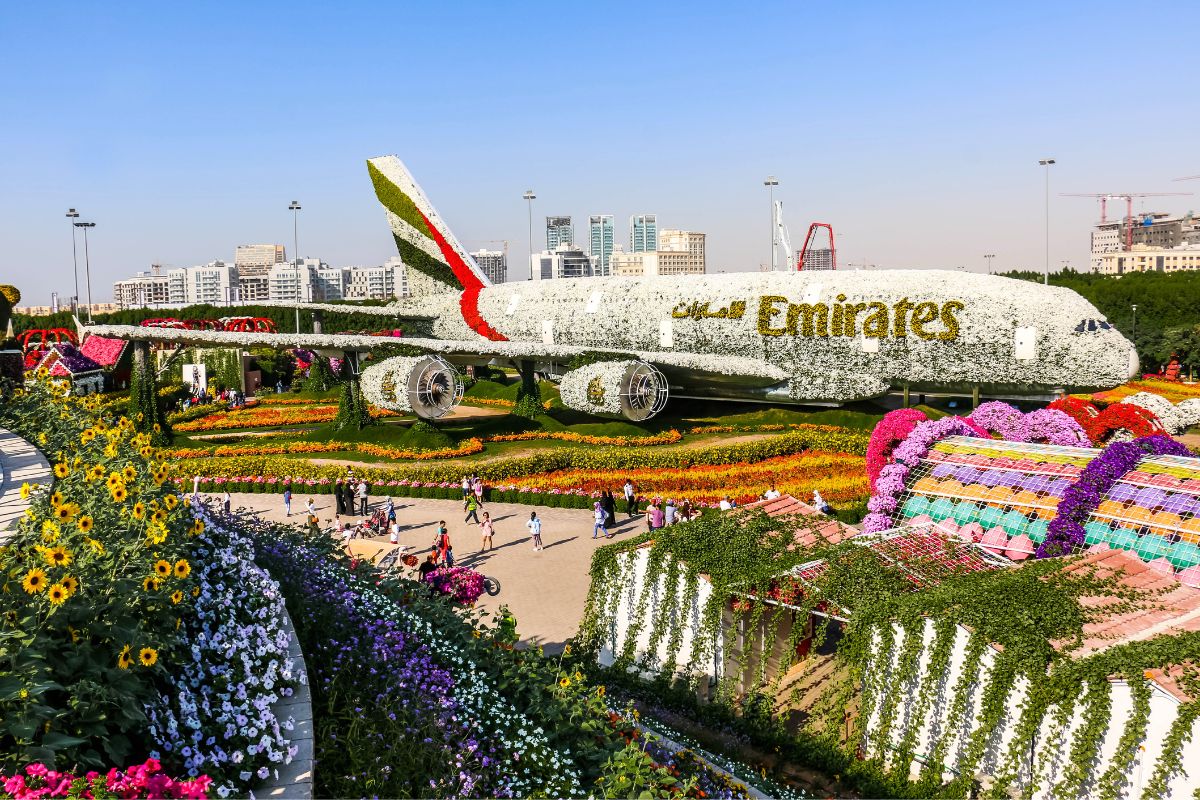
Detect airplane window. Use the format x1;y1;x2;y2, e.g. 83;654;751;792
1087;320;1098;332
1075;319;1106;333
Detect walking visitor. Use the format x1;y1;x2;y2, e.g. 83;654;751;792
464;494;481;524
356;480;369;516
623;479;636;517
222;490;231;515
341;480;355;517
479;511;494;552
418;553;438;583
527;511;543;551
473;476;485;506
602;490;617;531
433;521;450;565
461;475;471;500
593;501;607;539
335;478;347;514
283;484;292;517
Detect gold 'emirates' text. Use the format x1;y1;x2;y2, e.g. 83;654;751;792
755;295;964;341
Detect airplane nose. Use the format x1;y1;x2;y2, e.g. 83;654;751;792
1128;346;1140;380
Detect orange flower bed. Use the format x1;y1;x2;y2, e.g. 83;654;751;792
502;451;868;507
487;430;683;447
168;438;484;461
1085;379;1200;405
174;404;399;432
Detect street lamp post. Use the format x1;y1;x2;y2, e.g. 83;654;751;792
522;190;536;280
1132;303;1138;342
764;176;779;271
1039;158;1056;285
288;201;301;333
74;221;96;323
65;209;80;312
984;253;996;273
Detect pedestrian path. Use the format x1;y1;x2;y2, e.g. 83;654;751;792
0;427;51;538
227;491;652;651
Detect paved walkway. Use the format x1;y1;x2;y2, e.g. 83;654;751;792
0;427;51;538
226;491;649;652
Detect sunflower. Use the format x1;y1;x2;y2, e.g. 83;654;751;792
138;647;158;667
49;491;64;508
163;495;178;511
85;537;104;556
75;516;93;535
68;625;81;644
131;502;146;520
152;423;162;433
141;576;158;591
170;590;183;605
46;583;68;606
43;546;72;568
139;445;153;459
53;462;69;479
558;677;570;688
110;486;128;504
117;645;133;670
190;520;205;536
19;483;31;500
151;508;168;524
106;473;122;490
173;559;191;579
122;466;137;482
80;429;95;443
41;520;59;542
54;504;74;522
22;569;47;594
88;464;105;481
60;575;79;597
191;586;200;597
146;526;167;545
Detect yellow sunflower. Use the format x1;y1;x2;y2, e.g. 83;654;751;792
146;525;167;545
191;586;200;597
106;473;122;489
77;515;94;533
84;537;105;556
60;575;79;597
54;504;74;522
170;590;183;605
80;429;95;443
110;486;128;504
163;495;178;511
131;502;146;520
190;520;205;536
43;546;72;568
46;583;68;606
117;644;133;670
154;560;172;578
152;508;168;524
152;423;162;433
122;465;137;482
41;520;60;542
138;647;157;667
173;559;191;579
53;462;69;479
88;464;105;481
22;569;47;594
49;491;64;508
19;483;32;500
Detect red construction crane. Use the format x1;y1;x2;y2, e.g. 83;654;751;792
1061;192;1192;250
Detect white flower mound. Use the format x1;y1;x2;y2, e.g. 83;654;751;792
558;360;631;416
1121;391;1184;434
145;505;302;795
1176;398;1200;430
360;355;424;413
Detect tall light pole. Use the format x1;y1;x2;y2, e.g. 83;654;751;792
65;209;80;312
288;200;301;333
764;176;779;271
74;221;96;322
1039;158;1055;285
984;253;996;273
522;190;536;280
1132;303;1138;342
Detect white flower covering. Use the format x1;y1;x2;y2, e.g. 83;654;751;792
1175;398;1200;430
145;503;301;794
360;355;423;413
1120;391;1185;434
558;361;630;415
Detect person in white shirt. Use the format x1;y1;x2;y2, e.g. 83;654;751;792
664;499;677;526
356;481;369;516
526;511;543;551
623;480;636;517
764;485;782;500
719;495;733;511
389;521;400;544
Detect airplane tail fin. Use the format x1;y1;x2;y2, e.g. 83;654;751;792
366;156;490;296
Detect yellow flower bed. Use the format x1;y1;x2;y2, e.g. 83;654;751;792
1083;378;1200;405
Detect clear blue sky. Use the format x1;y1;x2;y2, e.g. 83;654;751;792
2;1;1197;305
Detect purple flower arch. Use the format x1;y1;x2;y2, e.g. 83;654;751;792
1036;434;1191;558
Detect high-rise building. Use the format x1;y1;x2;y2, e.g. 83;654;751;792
344;259;409;300
113;266;171;309
658;229;706;275
630;214;658;252
469;249;507;284
1090;213;1200;272
1097;244;1200;275
234;244;286;275
588;215;614;276
530;245;595;281
238;275;270;302
546;216;573;250
164;261;239;305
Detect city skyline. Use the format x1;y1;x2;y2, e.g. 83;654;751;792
3;1;1199;305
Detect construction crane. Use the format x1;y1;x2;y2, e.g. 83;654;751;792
773;200;796;270
1061;192;1192;250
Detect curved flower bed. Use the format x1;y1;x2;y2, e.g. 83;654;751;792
174;405;399;433
167;438;485;461
967;401;1090;447
1037;434;1191;558
865;408;927;491
144;506;300;795
863;416;982;533
1121;391;1184;435
486;429;683;447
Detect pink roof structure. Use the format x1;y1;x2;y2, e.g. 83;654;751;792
79;335;128;368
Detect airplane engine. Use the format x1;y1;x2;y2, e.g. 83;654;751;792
558;359;669;422
360;355;464;420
